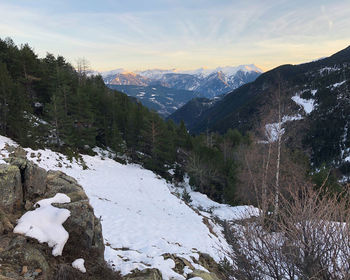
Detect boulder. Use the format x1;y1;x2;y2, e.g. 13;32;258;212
124;269;162;280
45;170;81;196
0;165;22;213
0;151;114;279
187;269;221;280
24;162;47;198
59;200;104;260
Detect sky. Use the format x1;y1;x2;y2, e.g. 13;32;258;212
1;0;349;72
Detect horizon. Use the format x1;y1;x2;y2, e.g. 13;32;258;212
98;63;264;74
1;0;349;72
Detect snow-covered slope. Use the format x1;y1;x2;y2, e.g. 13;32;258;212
0;135;258;280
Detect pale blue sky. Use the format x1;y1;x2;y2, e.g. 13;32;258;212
1;0;349;71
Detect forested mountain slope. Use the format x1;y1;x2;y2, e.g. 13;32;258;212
0;38;253;207
183;46;350;178
0;37;194;178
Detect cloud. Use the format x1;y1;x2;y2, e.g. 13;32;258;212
0;0;349;71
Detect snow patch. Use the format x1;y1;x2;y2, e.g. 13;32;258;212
13;193;71;256
292;95;315;114
331;80;346;88
72;258;86;273
0;135;17;164
265;115;303;142
184;183;259;221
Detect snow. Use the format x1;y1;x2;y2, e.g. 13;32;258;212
265;115;303;142
0;135;239;279
13;193;71;256
0;134;260;279
319;66;341;75
265;122;284;143
112;65;262;80
331;80;346;88
182;183;259;221
100;68;126;78
72;258;86;273
292;94;315;114
0;135;17;164
181;64;262;77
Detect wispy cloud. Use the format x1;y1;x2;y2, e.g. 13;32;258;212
0;0;349;71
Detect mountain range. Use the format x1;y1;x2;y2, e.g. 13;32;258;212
168;46;350;180
99;65;262;116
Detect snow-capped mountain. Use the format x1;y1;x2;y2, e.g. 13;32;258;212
100;65;262;98
100;65;262;116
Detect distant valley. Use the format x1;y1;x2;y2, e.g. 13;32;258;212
100;65;262;116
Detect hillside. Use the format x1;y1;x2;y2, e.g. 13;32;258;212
0;134;258;279
179;46;350;179
167;97;217;129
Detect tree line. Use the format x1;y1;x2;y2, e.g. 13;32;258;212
0;37;250;205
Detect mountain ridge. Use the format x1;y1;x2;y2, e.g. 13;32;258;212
102;64;262;116
169;45;350;179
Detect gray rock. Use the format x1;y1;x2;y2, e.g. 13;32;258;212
124;268;162;280
24;162;47;198
45;171;81;196
59;200;104;260
0;165;23;213
187;269;221;280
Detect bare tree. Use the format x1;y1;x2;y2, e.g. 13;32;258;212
225;184;350;280
76;57;90;85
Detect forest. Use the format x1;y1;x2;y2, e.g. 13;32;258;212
0;37;257;205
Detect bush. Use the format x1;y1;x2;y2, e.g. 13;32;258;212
181;189;192;204
225;185;350;279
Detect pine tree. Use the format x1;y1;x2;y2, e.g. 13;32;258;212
0;62;12;134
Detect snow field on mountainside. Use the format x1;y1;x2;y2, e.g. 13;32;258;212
0;135;259;279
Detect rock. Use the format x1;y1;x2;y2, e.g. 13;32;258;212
0;153;113;280
0;236;51;279
0;209;14;234
54;264;82;280
124;268;162;280
65;191;88;203
162;253;194;276
45;171;81;196
0;165;23;213
23;247;50;275
24;201;33;211
187;269;221;280
24;162;47;198
59;200;104;260
11;147;27;159
21;266;28;275
3;157;27;170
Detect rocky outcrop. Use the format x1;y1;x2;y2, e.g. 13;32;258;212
0;146;120;280
0;164;22;213
123;253;225;280
124;269;162;280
